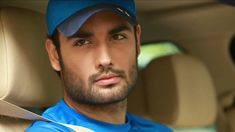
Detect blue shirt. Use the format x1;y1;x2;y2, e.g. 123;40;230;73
26;99;172;132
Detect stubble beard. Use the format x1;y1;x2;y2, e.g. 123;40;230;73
61;62;138;106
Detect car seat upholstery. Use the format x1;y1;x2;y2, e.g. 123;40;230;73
218;90;235;132
128;54;217;129
0;7;63;131
227;109;235;132
127;71;150;119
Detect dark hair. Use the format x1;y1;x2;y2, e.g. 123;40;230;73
48;30;60;52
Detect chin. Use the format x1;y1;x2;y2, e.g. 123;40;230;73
92;85;130;104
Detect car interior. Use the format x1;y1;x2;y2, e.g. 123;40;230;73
0;0;235;132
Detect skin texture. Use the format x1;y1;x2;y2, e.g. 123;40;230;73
46;12;141;124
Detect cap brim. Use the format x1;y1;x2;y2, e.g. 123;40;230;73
57;5;136;37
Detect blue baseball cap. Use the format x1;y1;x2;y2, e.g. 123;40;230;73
47;0;137;37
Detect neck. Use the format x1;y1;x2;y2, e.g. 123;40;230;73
64;95;127;124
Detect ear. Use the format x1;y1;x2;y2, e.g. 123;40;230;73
135;24;141;56
45;39;61;71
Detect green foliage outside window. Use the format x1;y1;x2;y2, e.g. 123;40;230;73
138;42;182;68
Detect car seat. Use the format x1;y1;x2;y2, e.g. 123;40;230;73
128;54;218;131
0;7;62;131
218;90;235;132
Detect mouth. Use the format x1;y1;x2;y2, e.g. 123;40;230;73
94;74;121;87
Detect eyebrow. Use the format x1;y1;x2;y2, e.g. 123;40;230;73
109;25;132;35
67;31;93;40
67;24;132;40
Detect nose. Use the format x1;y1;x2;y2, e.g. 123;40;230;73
95;44;113;70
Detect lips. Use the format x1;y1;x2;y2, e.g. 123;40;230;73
94;74;121;87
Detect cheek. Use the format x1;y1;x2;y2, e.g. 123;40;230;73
112;43;137;71
61;52;95;87
59;38;96;87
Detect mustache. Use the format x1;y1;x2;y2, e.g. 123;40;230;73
89;67;126;83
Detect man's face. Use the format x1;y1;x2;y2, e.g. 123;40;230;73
50;12;141;105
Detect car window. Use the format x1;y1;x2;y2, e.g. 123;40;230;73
138;42;182;68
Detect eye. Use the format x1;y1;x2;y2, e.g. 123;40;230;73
112;34;126;40
73;39;91;47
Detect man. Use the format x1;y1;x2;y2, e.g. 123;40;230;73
26;0;172;131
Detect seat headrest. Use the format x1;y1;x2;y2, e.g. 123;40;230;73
0;7;62;107
144;54;217;127
127;71;149;118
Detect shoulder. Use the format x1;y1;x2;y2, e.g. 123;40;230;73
25;121;74;132
41;99;75;123
26;100;75;132
127;113;173;132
